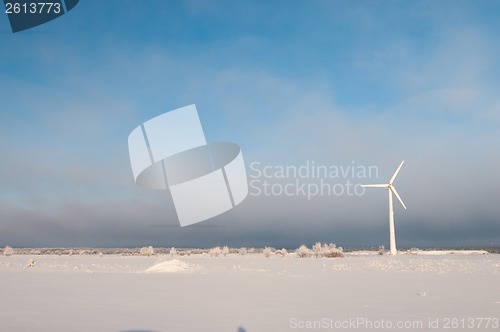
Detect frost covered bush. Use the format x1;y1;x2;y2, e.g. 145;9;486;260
321;243;344;258
263;247;274;258
275;248;288;257
140;246;154;256
209;246;222;257
169;247;177;257
3;246;14;256
296;245;312;258
222;246;230;257
312;242;323;257
190;249;204;255
378;245;385;255
238;247;248;255
297;243;343;258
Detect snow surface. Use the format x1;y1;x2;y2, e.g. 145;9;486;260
1;252;499;332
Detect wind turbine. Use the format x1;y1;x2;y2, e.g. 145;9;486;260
362;161;407;255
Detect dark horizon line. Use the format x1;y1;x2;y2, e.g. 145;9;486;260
3;245;499;252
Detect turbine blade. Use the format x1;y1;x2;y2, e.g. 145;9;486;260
361;184;388;188
391;186;407;209
389;160;405;184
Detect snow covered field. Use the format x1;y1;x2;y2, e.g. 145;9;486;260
1;251;499;332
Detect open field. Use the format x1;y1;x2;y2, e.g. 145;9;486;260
1;250;499;332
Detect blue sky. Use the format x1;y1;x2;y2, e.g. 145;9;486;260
1;0;499;248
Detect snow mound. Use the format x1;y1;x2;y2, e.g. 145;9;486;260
145;259;192;273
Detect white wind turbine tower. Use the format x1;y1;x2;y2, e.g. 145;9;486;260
362;161;407;255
